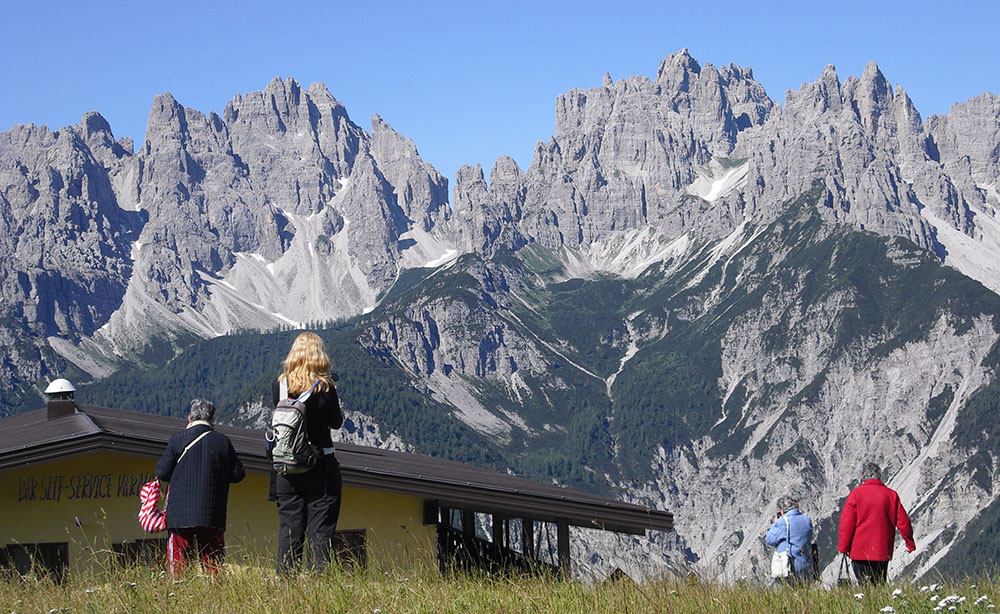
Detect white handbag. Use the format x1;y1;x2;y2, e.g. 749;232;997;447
770;515;793;578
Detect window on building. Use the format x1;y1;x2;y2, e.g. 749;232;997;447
112;538;167;568
333;529;366;568
1;543;68;583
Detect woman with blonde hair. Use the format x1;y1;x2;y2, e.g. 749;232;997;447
270;331;344;574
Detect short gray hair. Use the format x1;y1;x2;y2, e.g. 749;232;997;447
777;495;798;512
862;462;882;482
188;398;216;423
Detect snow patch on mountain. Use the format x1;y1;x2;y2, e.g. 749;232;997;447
398;226;460;270
559;228;691;279
921;205;1000;295
685;160;749;203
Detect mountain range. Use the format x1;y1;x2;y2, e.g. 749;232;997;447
2;49;999;581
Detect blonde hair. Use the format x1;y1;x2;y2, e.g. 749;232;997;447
280;332;333;395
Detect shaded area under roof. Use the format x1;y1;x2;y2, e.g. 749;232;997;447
0;403;672;534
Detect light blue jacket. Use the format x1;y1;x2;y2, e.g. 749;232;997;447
766;509;813;578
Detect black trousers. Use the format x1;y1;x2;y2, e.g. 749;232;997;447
853;559;889;585
275;455;342;574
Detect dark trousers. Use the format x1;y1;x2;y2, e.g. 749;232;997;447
275;455;342;574
167;527;225;578
853;559;889;585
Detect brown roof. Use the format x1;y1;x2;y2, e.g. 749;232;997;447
0;403;672;534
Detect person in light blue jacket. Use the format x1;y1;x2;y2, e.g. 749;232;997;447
766;495;814;584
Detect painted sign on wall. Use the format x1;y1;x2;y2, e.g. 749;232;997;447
17;471;157;503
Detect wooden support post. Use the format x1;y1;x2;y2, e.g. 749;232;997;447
522;518;534;559
462;510;475;536
557;518;570;575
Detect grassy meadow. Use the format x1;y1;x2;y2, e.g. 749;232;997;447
2;559;997;614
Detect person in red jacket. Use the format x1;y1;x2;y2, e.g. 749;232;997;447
838;462;916;584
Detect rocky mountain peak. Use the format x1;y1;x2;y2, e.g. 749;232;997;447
369;113;450;231
851;61;894;134
654;48;701;91
490;156;524;184
80;111;113;145
143;92;193;153
456;162;486;187
80;111;131;165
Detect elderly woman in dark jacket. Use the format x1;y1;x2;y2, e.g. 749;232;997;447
156;398;245;578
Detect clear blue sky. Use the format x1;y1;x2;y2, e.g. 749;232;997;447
2;0;997;186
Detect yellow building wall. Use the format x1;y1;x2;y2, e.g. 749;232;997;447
0;451;436;573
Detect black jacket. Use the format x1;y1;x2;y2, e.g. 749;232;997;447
156;423;246;530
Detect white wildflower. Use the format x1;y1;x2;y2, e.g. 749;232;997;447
940;595;962;606
373;610;382;614
975;595;990;605
931;583;942;592
85;588;98;594
892;588;902;598
879;607;895;613
921;585;930;592
932;595;940;601
855;593;864;600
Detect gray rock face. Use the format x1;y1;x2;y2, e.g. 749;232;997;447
0;77;455;397
451;158;527;255
454;53;997;297
94;79;450;352
370;113;450;232
497;50;774;251
0;118;138;336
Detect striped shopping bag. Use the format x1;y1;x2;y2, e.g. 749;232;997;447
138;480;167;533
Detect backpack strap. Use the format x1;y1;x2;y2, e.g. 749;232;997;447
295;379;322;404
279;378;322;402
783;515;795;556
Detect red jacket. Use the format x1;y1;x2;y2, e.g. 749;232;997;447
838;479;916;561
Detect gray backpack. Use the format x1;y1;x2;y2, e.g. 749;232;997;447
268;379;321;475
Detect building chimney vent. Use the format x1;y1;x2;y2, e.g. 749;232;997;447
47;399;78;420
44;378;78;419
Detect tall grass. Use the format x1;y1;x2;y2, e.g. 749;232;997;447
2;561;996;614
